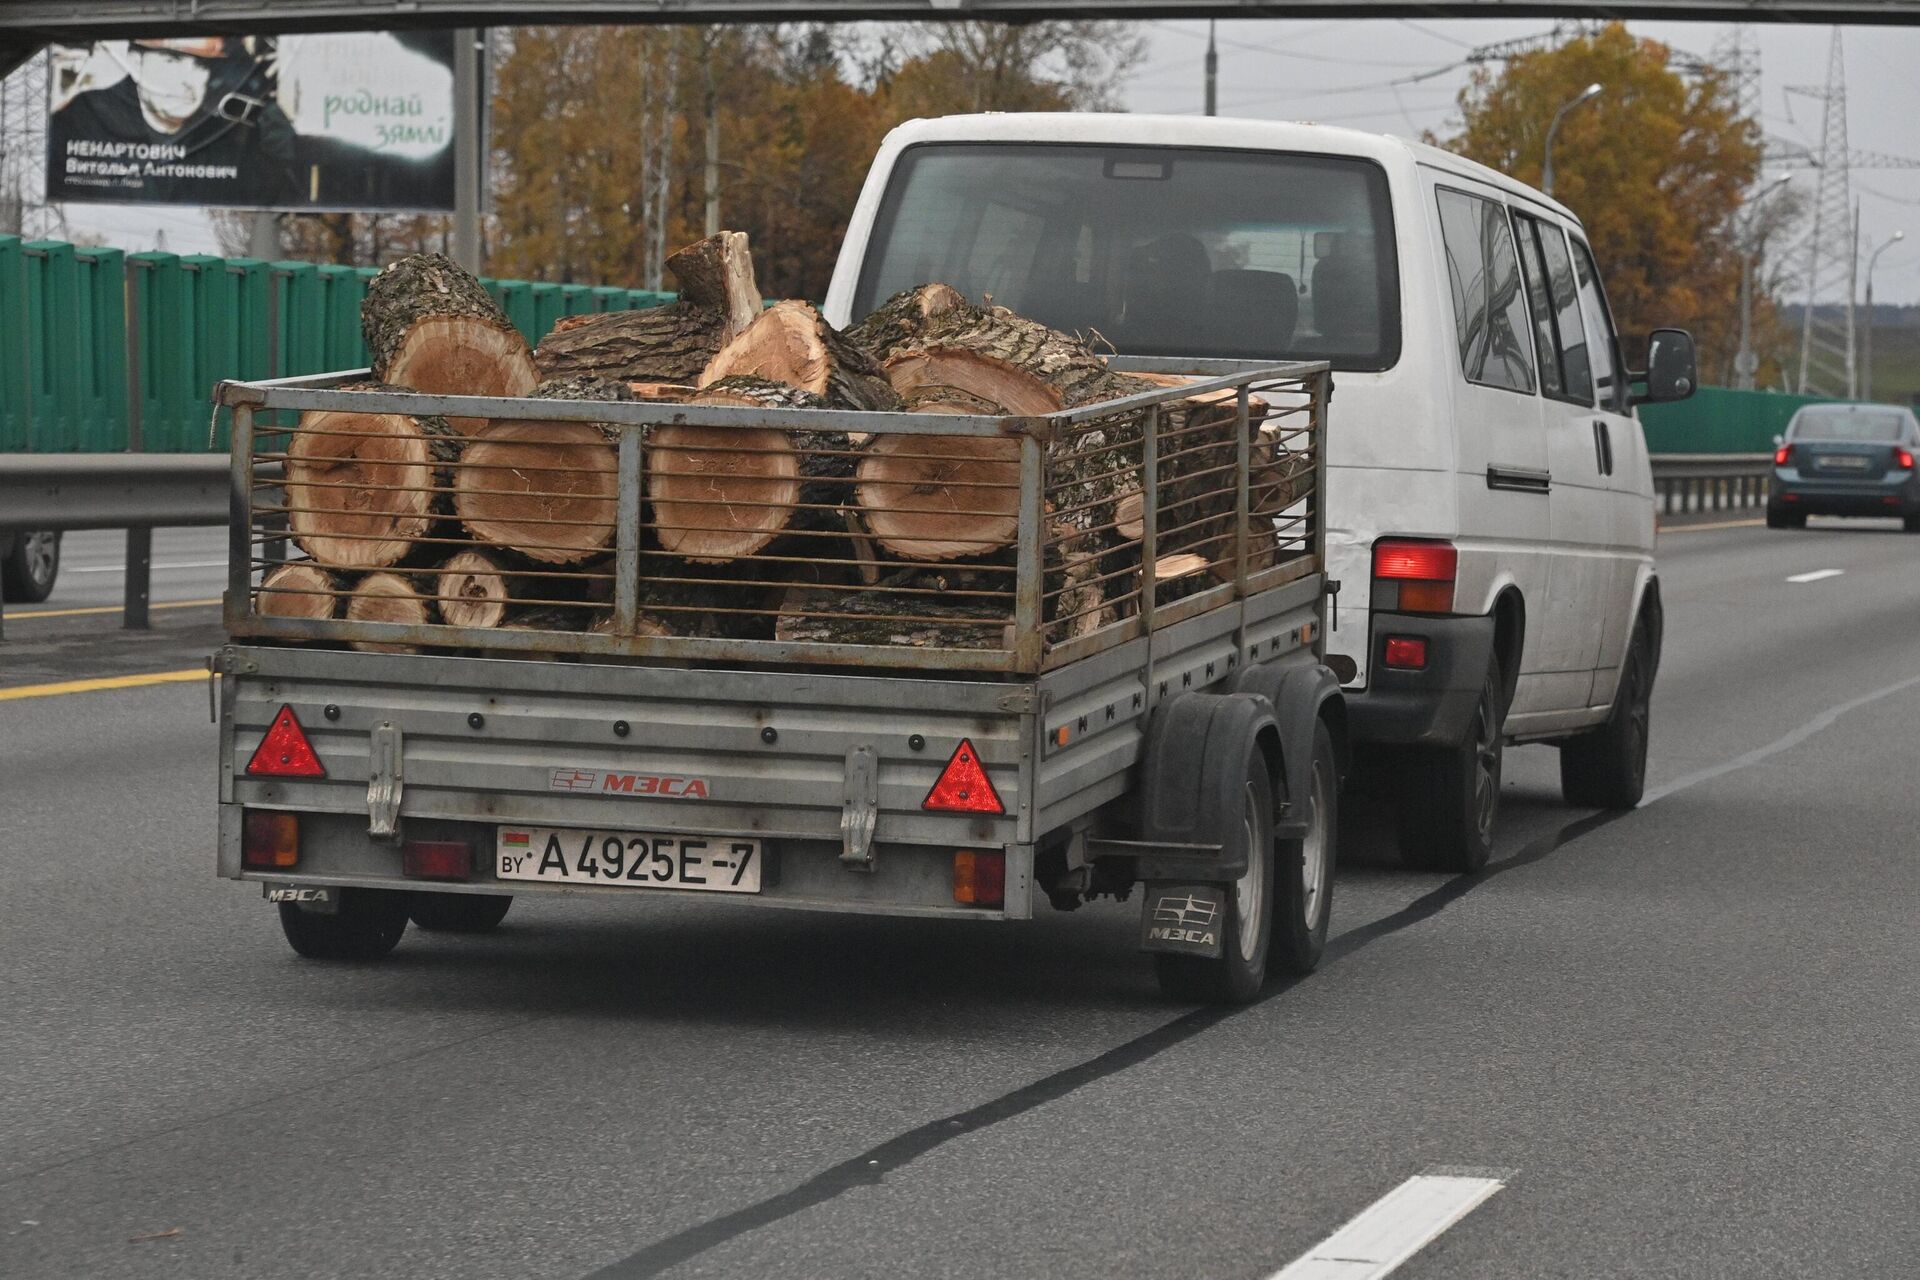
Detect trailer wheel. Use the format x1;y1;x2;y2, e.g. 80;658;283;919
1271;720;1338;976
1154;748;1275;1005
278;888;409;960
408;892;512;933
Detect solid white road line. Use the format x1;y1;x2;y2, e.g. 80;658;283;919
1785;568;1845;583
1268;1170;1508;1280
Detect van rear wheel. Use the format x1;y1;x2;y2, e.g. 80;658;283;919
1395;656;1503;874
408;892;512;933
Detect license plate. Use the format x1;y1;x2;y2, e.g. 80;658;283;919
496;826;761;893
1820;454;1871;470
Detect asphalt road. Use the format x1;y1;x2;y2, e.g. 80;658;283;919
4;515;1918;1279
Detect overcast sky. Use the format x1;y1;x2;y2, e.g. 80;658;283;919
63;18;1920;304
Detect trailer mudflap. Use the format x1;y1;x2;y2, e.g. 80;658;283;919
1138;883;1228;958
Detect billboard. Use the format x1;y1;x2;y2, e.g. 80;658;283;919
45;32;458;211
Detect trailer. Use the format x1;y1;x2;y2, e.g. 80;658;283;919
211;358;1343;1003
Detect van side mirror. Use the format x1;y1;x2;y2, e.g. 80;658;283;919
1633;328;1697;405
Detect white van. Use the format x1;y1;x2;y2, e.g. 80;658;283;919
824;113;1697;871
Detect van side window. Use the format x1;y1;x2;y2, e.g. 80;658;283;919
1533;222;1593;404
1512;213;1563;399
1571;239;1626;412
1436;188;1535;395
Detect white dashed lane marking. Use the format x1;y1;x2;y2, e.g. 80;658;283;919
1267;1168;1510;1280
1786;568;1845;583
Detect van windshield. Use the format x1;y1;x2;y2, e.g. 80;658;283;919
851;143;1401;370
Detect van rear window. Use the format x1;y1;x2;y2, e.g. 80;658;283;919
852;143;1400;371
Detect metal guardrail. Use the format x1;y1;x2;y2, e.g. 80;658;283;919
1650;453;1772;517
0;453;233;638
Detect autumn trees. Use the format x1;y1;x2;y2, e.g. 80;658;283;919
1440;23;1767;381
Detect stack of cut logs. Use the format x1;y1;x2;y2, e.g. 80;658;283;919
260;232;1311;653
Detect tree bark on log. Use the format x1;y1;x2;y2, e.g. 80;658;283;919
646;375;847;564
345;571;431;653
665;231;762;339
255;562;344;621
844;283;974;358
533;304;725;385
775;583;1015;650
362;253;538;436
699;301;901;412
284;386;461;571
452;380;622;566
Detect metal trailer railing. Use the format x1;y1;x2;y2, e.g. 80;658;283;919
1650;453;1773;517
216;360;1329;675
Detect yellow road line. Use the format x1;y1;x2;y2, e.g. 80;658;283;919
1661;517;1765;534
7;597;222;621
0;669;204;702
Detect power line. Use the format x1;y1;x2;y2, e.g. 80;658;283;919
1149;21;1442;69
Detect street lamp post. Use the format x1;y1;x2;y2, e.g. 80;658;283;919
1542;82;1603;199
1863;229;1905;402
1736;174;1793;391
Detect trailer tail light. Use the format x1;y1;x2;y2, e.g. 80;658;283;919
952;850;1006;907
245;705;326;778
1775;444;1794;467
1383;636;1429;670
922;738;1004;815
1373;539;1456;614
242;811;300;869
1897;447;1914;470
403;839;473;881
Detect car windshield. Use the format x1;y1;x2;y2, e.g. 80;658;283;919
852;143;1401;370
1790;408;1909;442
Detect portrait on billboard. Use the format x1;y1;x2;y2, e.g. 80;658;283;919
46;32;458;211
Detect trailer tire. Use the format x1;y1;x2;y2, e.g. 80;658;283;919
1154;748;1275;1005
278;888;409;960
408;892;513;933
1271;720;1337;976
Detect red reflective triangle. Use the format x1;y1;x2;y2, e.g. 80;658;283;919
245;704;326;778
922;737;1004;815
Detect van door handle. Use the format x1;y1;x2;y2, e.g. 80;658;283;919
1592;421;1613;476
1486;465;1551;493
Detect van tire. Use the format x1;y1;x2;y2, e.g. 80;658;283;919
1270;720;1337;976
1394;656;1503;874
278;889;409;960
408;892;512;933
1;530;60;603
1559;620;1652;810
1154;748;1275;1005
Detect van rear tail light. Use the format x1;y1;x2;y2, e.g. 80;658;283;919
403;840;473;881
1373;539;1456;614
923;739;1005;815
1775;444;1794;467
245;705;326;778
243;811;300;869
952;850;1006;906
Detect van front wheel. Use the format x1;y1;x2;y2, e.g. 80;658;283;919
1394;656;1503;874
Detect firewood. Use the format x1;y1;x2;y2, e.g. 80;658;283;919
699;300;901;412
434;550;511;630
646;375;843;564
881;347;1064;416
891;304;1135;409
283;385;460;571
362;253;538;436
845;283;974;358
627;382;697;402
774;583;1015;650
255;562;343;621
345;571;431;653
665;231;762;340
452;378;623;566
533;305;725;384
854;388;1019;562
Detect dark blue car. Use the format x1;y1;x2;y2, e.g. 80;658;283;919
1767;403;1920;530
